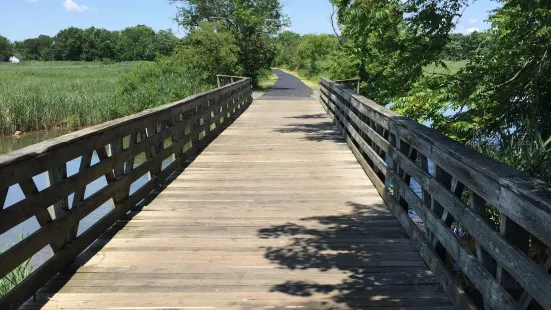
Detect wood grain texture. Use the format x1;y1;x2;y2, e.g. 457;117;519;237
21;97;451;310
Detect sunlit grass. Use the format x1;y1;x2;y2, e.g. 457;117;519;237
424;60;467;75
257;71;278;90
0;61;141;136
0;231;33;297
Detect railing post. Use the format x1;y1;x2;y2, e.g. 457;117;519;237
46;165;72;250
356;80;360;94
217;75;221;88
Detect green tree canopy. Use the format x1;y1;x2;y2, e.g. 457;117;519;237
52;27;86;61
170;0;289;83
327;0;551;183
273;31;301;68
118;25;158;61
0;35;13;61
296;34;339;77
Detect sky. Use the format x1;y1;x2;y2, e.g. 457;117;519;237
1;0;502;42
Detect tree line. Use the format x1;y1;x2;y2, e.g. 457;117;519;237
272;31;488;79
0;25;179;62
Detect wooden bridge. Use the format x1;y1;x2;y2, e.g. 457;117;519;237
1;70;551;309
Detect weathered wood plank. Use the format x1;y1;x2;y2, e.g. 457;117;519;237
0;188;7;210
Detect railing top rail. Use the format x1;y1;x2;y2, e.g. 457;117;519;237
216;74;248;79
334;78;361;82
0;78;251;171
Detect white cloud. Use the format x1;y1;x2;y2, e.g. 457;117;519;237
467;18;479;24
63;0;90;12
467;27;480;33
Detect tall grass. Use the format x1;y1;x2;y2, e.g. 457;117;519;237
0;61;140;135
0;257;32;297
0;231;33;297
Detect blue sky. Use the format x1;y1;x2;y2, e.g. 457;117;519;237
1;0;501;41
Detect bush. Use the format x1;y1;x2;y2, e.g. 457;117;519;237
114;22;242;117
113;57;209;117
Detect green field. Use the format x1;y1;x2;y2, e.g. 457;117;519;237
0;61;141;136
424;60;467;75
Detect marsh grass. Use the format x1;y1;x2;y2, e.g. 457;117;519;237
0;230;33;297
0;61;141;135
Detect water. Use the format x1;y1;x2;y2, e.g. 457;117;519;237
0;130;171;268
0;130;71;155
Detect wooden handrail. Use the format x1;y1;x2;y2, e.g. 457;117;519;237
216;75;248;88
0;77;252;309
319;77;551;310
334;78;360;93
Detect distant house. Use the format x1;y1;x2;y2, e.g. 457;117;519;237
9;56;20;64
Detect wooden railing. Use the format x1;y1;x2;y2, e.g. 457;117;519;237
0;76;252;309
217;74;248;88
334;78;361;94
320;78;551;310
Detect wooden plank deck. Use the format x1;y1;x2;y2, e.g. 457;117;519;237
25;98;452;309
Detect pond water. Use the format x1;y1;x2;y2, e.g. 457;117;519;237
0;131;172;268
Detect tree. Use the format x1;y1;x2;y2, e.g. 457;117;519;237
170;0;289;84
117;25;158;61
273;31;302;68
15;35;54;60
330;0;466;103
442;33;464;61
53;27;86;60
81;27;120;61
0;35;13;61
115;22;238;116
177;22;242;84
461;31;490;58
296;34;339;77
330;0;551;184
95;29;120;60
156;29;179;56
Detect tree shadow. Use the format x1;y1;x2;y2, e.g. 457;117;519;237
274;121;345;142
285;114;328;119
257;201;453;309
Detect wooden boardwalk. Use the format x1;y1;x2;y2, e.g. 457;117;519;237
27;98;452;309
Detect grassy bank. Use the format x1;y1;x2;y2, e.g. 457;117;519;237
0;61;140;136
424;60;467;75
257;70;278;90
